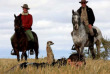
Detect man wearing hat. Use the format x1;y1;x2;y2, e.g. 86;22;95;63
11;4;34;55
77;0;95;49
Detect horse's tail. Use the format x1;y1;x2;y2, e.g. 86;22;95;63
101;37;110;52
32;31;39;56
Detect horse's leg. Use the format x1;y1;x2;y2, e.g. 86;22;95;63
89;46;96;59
21;53;23;61
34;46;39;59
15;49;20;61
21;47;27;61
80;44;84;54
24;52;27;61
75;46;81;60
88;47;90;54
32;32;39;59
75;46;79;54
96;40;101;58
34;42;39;59
79;45;85;61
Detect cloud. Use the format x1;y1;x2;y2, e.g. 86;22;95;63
89;0;110;23
0;0;110;52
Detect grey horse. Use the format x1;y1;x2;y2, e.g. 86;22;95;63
71;10;106;59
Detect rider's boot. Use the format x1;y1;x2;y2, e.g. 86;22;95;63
11;41;16;55
89;28;94;36
11;49;16;55
89;35;95;59
89;27;94;47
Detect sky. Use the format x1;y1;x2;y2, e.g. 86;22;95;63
0;0;110;59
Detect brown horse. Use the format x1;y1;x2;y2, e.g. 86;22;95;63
11;14;39;61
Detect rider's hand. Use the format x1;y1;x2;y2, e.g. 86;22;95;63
89;24;92;26
22;24;24;26
22;24;24;28
88;24;92;29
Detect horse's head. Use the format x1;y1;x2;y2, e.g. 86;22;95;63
14;14;23;33
72;10;81;30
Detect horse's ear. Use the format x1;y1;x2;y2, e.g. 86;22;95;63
19;14;22;17
14;14;16;18
72;10;74;15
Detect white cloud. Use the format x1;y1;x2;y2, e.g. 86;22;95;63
35;20;53;28
0;0;110;52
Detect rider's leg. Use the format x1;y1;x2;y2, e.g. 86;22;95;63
10;34;16;55
85;24;94;44
89;38;95;59
88;24;94;36
85;24;95;58
88;25;95;59
88;24;94;51
25;30;34;55
25;30;34;42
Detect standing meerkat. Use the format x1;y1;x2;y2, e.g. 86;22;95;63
46;41;55;64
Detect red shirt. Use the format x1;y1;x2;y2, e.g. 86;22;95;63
21;14;33;30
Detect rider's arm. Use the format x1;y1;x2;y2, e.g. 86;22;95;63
23;14;33;29
88;8;95;25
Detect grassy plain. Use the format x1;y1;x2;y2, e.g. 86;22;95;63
0;58;110;74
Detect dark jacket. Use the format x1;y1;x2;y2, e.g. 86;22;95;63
77;6;95;26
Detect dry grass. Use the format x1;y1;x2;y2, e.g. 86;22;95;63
0;58;110;74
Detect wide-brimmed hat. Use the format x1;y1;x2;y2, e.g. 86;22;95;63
21;4;30;9
79;0;88;3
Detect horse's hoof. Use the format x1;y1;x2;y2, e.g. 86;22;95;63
25;59;27;61
92;56;96;60
35;57;38;59
18;59;20;62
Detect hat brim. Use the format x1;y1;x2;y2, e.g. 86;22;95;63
21;6;30;10
79;1;88;3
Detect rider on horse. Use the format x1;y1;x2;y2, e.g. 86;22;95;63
77;0;95;48
11;4;34;55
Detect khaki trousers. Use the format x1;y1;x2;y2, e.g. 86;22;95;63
10;30;34;42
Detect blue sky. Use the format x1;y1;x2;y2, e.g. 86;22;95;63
0;0;110;59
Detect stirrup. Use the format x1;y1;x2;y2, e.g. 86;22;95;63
93;29;98;37
11;49;16;55
71;45;76;50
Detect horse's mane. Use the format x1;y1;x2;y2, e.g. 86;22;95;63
73;12;79;15
72;12;81;26
14;14;24;33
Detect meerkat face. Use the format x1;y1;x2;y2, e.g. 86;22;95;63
47;41;54;46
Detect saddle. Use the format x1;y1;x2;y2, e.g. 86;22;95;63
93;28;98;37
88;28;98;37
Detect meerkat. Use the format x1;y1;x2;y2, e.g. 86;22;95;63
46;41;55;64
